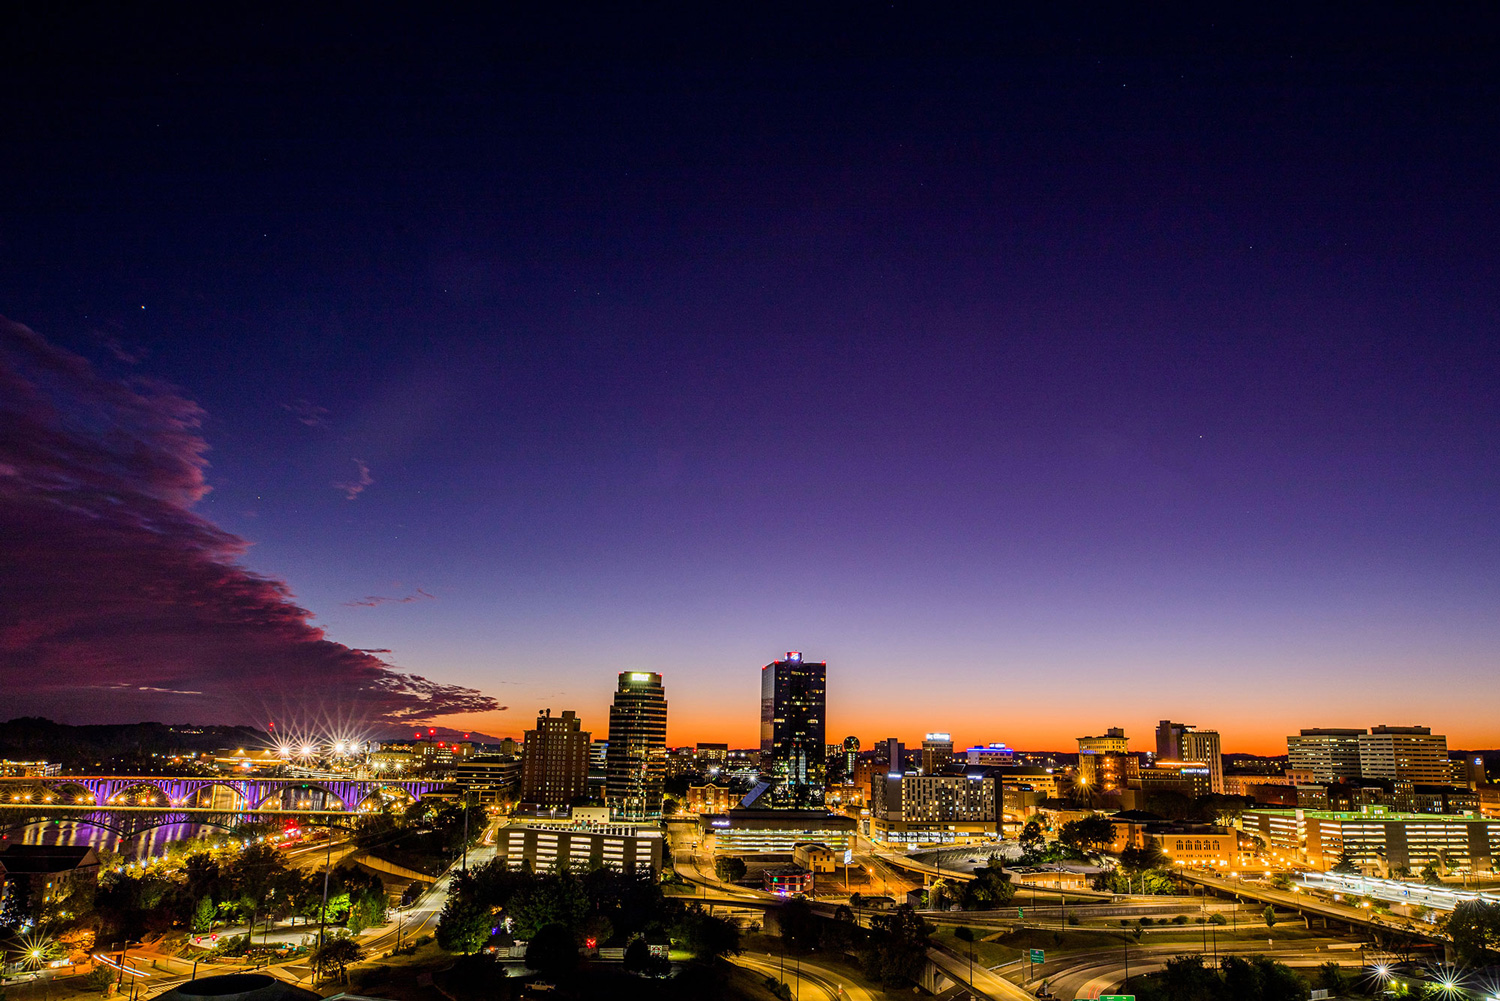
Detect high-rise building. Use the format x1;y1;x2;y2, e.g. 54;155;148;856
842;735;860;776
1078;728;1129;755
605;672;668;820
965;743;1017;767
869;774;998;845
1156;721;1224;794
695;742;729;769
1287;728;1365;782
921;733;954;774
880;737;906;772
1076;750;1138;795
1358;725;1450;785
521;710;591;809
1451;755;1488;790
759;652;827;808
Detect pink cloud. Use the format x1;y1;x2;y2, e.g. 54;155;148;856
334;458;373;499
281;398;330;428
345;588;435;608
0;316;498;726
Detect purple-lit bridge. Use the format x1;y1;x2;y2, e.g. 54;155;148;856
0;775;447;813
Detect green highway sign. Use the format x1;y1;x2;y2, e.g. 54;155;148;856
1097;995;1135;1001
1029;949;1045;963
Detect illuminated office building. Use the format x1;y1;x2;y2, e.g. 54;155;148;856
760;652;827;808
605;671;668;820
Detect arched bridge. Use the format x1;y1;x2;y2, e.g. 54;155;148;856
0;775;448;813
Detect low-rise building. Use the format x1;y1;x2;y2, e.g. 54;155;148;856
699;809;855;852
793;842;837;873
1007;865;1092;890
684;783;734;815
1137;762;1213;798
495;821;662;874
1157;826;1236;868
1241;807;1500;872
763;865;814;895
0;761;62;777
0;845;100;925
453;757;521;805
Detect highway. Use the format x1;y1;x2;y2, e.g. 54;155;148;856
927;946;1035;1001
1028;939;1367;1001
729;950;875;1001
1178;871;1443;940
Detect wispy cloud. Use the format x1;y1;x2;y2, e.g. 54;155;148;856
102;337;147;365
334;459;373;500
345;589;435;609
281;399;330;428
0;316;498;726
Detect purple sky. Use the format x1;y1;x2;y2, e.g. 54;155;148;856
2;8;1498;752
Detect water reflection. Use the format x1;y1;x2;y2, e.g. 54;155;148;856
11;817;258;858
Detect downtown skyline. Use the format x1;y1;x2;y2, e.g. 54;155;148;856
3;9;1498;754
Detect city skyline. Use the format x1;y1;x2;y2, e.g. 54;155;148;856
3;10;1498;756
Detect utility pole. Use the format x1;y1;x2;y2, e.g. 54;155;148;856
461;793;471;874
316;833;334;957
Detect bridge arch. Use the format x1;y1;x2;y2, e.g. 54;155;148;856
1;781;51;805
103;782;173;807
43;781;98;806
253;784;346;811
184;782;250;811
353;785;419;813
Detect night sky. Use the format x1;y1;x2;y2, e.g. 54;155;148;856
3;7;1498;753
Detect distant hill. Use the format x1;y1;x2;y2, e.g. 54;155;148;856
0;717;266;770
377;724;514;744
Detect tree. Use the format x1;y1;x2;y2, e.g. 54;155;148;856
861;904;933;985
673;905;741;962
1119;838;1169;874
436;896;491;954
508;872;590;939
1153;954;1219;1001
778;897;821;950
191;895;216;933
1059;815;1116;854
525;923;580;980
1316;961;1350;996
960;856;1016;910
623;936;652;975
347;891;385;933
1220;955;1308;1001
1421;864;1441;885
1330;849;1360;875
715;856;747;882
1019;821;1046;860
1263;904;1278;928
310;935;364;983
1446;900;1500;965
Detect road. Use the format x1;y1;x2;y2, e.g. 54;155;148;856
123;827;499;996
1032;940;1367;1000
927;946;1034;1001
729;950;875;1001
1179;871;1440;940
665;823;777;903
